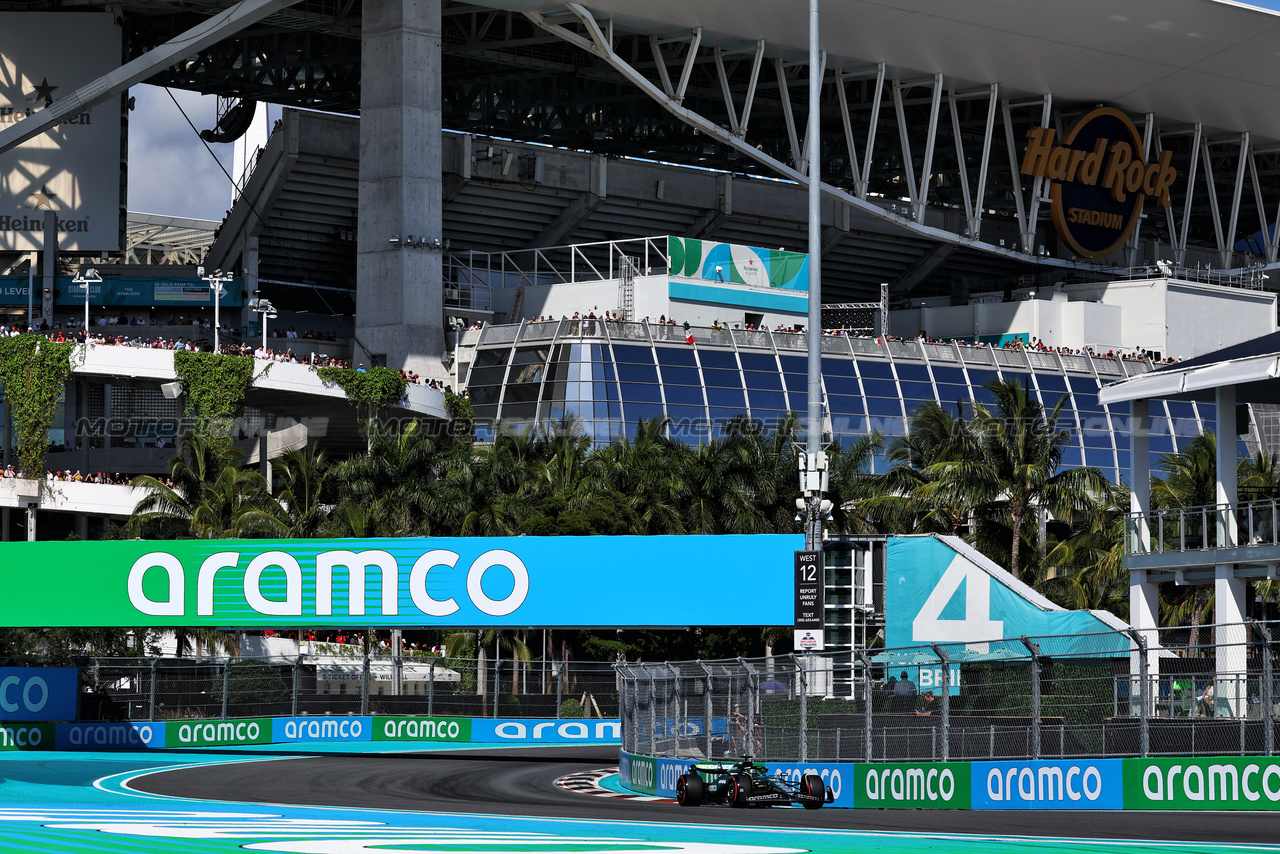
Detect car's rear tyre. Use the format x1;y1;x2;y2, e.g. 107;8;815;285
802;773;825;809
675;773;703;807
729;772;753;807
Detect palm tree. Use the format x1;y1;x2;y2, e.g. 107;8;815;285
1042;482;1130;614
859;401;982;536
1151;432;1221;647
586;418;689;534
824;430;883;535
270;445;331;537
963;378;1110;583
452;423;544;536
129;434;282;539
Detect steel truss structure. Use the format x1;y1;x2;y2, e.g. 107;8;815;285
5;1;1280;288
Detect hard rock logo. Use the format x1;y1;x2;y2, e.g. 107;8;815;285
1020;107;1178;260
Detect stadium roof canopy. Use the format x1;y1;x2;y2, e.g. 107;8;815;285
470;0;1280;141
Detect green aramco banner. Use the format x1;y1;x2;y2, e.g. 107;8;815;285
0;535;800;628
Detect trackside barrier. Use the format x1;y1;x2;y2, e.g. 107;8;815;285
12;715;620;752
618;750;1280;810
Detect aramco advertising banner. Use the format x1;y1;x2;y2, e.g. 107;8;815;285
667;237;809;290
0;534;801;628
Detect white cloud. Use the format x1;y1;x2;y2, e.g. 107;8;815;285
126;84;234;221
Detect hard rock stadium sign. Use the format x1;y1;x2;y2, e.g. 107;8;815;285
1020;107;1177;260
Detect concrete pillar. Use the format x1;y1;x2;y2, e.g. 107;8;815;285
1214;385;1246;715
356;0;445;378
1216;385;1238;547
26;503;36;542
1129;399;1159;680
77;513;89;541
103;383;112;472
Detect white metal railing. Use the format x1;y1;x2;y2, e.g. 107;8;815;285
442;236;671;294
1126;498;1280;555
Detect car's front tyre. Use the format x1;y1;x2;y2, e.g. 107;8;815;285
729;772;753;808
801;773;825;809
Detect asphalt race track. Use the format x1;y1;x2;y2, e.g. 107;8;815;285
129;745;1280;846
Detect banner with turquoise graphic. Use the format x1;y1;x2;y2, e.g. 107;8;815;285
471;718;620;744
0;534;800;628
668;237;809;290
884;535;1131;655
0;274;245;307
55;721;165;750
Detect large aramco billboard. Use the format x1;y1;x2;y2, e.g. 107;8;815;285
0;13;122;252
0;535;800;628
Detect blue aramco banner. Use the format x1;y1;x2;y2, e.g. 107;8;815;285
971;760;1124;809
0;668;77;722
0;534;803;628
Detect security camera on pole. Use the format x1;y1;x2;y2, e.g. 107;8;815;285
199;266;233;353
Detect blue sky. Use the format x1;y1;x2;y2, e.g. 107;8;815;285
127;85;237;222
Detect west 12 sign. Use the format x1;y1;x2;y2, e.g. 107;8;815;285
1020;107;1177;259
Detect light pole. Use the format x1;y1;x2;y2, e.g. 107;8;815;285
72;268;102;337
249;297;277;350
199;266;233;353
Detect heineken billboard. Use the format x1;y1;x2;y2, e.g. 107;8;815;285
0;535;800;628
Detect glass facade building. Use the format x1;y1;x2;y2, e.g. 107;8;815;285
463;318;1218;482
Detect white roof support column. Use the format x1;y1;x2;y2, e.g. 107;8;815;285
1129;399;1158;678
1214;383;1247;714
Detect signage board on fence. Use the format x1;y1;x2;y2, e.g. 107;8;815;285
166;717;273;748
972;759;1122;809
794;549;824;652
273;716;371;744
0;667;77;722
55;721;165;750
0;535;801;629
1124;757;1280;810
373;716;472;743
472;718;620;744
0;722;54;750
856;761;971;809
885;536;1132;654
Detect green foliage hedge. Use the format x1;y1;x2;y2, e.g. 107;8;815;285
314;365;407;409
0;335;75;478
172;351;254;442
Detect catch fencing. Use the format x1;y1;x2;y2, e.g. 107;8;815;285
617;619;1280;763
65;654;620;723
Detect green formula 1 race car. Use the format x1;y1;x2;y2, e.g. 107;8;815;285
675;759;830;809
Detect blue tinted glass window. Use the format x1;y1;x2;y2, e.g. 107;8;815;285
660;365;702;386
866;397;904;417
744;370;783;391
1150;433;1175;454
787;391;808;412
1166;401;1199;443
702;368;743;388
968;369;999;388
935;384;972;403
931;366;966;385
739;353;779;372
1034;373;1068;392
899;380;934;400
699;350;739;370
895;363;930;381
875;416;907;437
857;361;895;379
1197;403;1216;430
822;358;858;377
779;356;807;374
657;348;697;367
749;390;787;411
862;378;898;398
1057;447;1083;468
783;372;808;392
970;384;998;405
1084;448;1115;469
1067;375;1099;393
831;413;866;436
617;362;659;384
828;394;865;417
620;382;663;404
1040;392;1069;412
707;386;746;408
624;401;666;422
665;385;704;405
600;361;616;382
825;375;861;396
613;345;655;364
1115;448;1131;474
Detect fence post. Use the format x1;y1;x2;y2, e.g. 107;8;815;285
739;658;758;759
857;651;874;762
493;660;501;718
1126;628;1150;758
931;644;950;762
221;659;231;719
1020;637;1042;760
698;662;714;760
556;660;563;717
649;671;657;755
361;651;370;717
292;654;303;718
428;659;436;717
666;663;683;759
796;654;808;763
149;658;159;721
1252;621;1274;756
